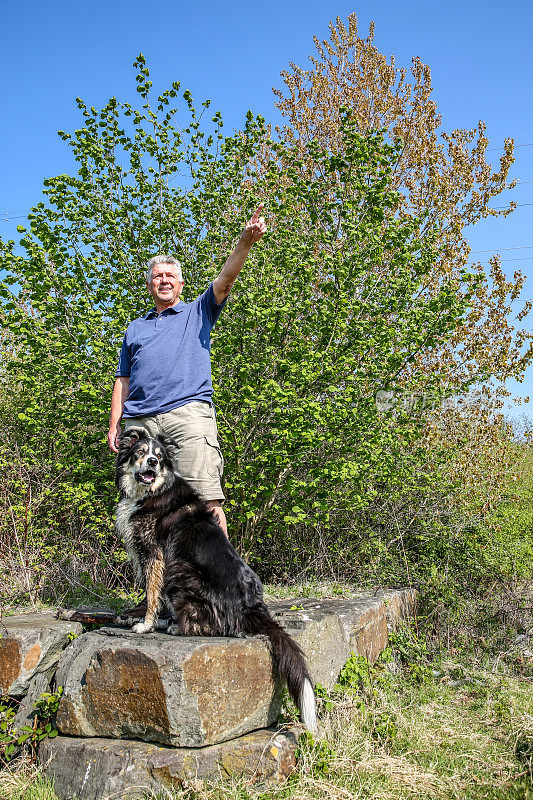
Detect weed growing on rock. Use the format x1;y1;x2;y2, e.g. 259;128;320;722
0;690;62;766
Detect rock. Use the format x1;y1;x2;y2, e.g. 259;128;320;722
268;599;350;689
379;588;418;629
341;594;389;663
13;672;51;728
0;612;83;697
40;727;300;799
55;628;283;747
269;592;400;681
48;589;416;749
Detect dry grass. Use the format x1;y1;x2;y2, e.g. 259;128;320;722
0;759;60;800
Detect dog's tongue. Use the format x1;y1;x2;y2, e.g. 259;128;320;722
139;471;156;484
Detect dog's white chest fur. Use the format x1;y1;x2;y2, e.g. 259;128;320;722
116;498;138;548
116;498;143;581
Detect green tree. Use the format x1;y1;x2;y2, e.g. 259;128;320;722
265;16;533;584
273;14;532;393
0;58;493;590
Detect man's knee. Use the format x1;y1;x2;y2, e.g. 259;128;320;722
206;500;228;538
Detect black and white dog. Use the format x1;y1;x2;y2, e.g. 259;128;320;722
115;427;317;732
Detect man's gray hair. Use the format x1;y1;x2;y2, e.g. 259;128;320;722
146;255;183;283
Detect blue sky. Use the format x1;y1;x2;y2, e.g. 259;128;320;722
2;1;532;414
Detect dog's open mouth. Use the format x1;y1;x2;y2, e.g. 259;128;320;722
136;470;157;485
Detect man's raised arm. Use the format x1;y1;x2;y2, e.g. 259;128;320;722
212;204;267;305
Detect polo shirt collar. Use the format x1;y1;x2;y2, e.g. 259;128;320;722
144;300;186;319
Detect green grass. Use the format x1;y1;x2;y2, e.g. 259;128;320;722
0;763;60;800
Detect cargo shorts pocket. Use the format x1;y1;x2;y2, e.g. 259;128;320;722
204;435;224;478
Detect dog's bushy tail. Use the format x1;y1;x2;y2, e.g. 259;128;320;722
244;605;317;733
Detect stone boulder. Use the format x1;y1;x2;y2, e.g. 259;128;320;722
0;612;82;697
53;589;417;749
380;588;418;629
268;599;350;689
55;627;283;747
268;590;413;687
40;727;299;799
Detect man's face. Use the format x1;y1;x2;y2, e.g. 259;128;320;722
147;263;184;308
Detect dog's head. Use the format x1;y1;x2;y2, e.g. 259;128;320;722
116;427;175;498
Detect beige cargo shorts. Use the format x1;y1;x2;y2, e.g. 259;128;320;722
124;400;225;502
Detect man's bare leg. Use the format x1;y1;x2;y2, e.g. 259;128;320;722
206;500;228;538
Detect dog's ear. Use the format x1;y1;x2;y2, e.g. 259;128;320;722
155;434;178;470
119;427;145;450
155;433;172;452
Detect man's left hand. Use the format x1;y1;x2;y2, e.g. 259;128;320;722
240;204;267;247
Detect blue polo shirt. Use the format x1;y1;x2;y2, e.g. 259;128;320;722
116;282;226;418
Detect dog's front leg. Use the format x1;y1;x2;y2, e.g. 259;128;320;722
132;549;164;634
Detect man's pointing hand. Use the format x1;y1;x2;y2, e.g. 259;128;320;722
241;203;267;247
212;204;267;304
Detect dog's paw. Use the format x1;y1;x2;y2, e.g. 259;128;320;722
132;621;154;634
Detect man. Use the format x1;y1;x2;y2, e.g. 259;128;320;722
108;205;267;536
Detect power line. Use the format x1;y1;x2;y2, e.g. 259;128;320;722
499;256;533;262
1;200;533;223
471;245;533;253
487;142;533;151
493;203;533;209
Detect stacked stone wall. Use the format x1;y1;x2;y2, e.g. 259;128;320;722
0;589;417;798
